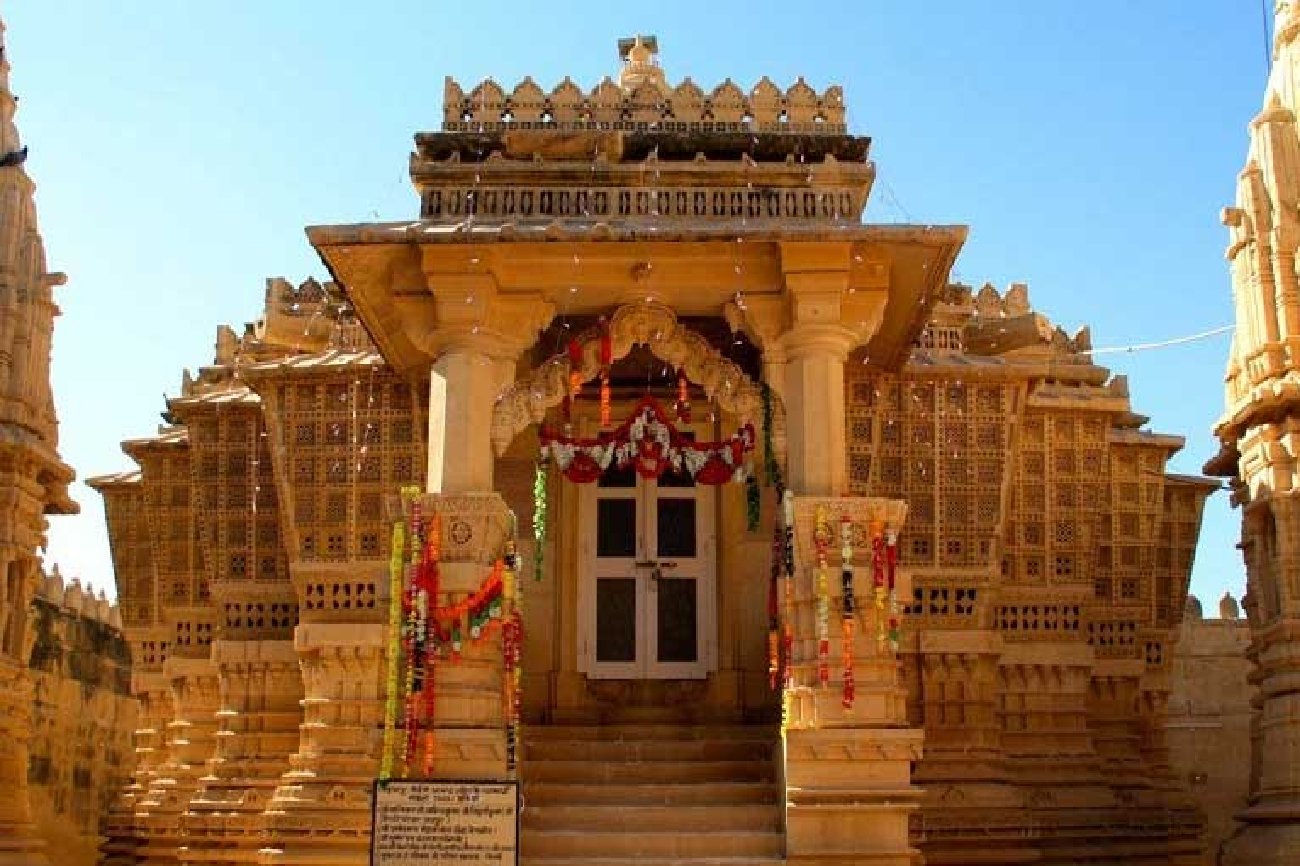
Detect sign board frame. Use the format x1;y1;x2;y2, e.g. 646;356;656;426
369;778;520;866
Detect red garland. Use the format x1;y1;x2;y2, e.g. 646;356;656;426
540;396;754;486
676;368;691;423
598;319;613;428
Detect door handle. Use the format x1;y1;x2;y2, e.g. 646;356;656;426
634;560;658;569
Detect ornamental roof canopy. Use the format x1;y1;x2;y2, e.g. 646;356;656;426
308;38;968;376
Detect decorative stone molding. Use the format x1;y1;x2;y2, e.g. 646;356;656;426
491;300;784;457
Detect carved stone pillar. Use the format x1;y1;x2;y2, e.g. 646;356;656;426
136;656;220;866
182;640;302;865
102;671;171;866
1220;475;1300;864
782;496;923;866
260;623;387;866
781;324;854;496
0;654;45;866
409;492;515;782
428;350;515;495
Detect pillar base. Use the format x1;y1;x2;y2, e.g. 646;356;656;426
260;622;387;866
1221;807;1300;866
785;727;924;866
0;830;48;866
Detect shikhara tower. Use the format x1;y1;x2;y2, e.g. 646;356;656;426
0;15;76;866
1210;2;1300;863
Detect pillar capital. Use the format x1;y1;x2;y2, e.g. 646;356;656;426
419;284;555;362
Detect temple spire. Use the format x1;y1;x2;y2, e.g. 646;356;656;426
0;17;23;160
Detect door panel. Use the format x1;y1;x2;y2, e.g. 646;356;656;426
595;577;639;663
655;577;699;664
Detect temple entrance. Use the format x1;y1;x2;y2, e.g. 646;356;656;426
578;458;717;680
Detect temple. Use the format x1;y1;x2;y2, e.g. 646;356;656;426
1207;1;1300;862
0;15;79;866
74;34;1229;865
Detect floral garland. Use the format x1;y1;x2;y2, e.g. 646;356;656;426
813;506;831;688
871;527;886;648
502;536;522;773
840;514;856;709
379;497;517;779
767;519;782;691
598;320;613;427
780;490;796;735
886;530;900;651
380;487;421;780
539;396;755;486
533;460;547;582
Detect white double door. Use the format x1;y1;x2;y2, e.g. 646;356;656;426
578;464;716;679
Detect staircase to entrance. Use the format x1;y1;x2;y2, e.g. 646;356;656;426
520;723;785;865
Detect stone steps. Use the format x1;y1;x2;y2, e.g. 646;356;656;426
519;724;784;866
524;780;779;806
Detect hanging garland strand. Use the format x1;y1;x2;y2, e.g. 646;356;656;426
761;382;783;491
886;530;900;652
840;514;856;709
598;319;612;427
767;519;782;690
533;459;547;582
781;490;796;736
871;526;886;649
813;506;831;688
502;536;522;773
380;488;419;780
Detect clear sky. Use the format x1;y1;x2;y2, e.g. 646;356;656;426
3;1;1266;607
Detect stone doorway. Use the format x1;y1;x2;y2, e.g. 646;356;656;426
491;301;783;725
577;461;718;680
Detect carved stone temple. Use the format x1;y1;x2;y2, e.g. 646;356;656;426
86;34;1224;866
1207;1;1300;863
0;16;79;866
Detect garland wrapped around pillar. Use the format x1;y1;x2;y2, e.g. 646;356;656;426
379;493;521;780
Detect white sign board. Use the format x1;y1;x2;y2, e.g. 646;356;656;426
371;779;518;866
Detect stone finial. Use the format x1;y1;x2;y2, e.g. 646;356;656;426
1185;594;1203;620
618;35;665;92
1220;591;1241;620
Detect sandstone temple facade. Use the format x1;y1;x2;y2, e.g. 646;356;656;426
82;35;1226;866
1207;1;1300;862
0;16;80;866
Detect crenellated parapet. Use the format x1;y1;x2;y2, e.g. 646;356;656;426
443;40;846;135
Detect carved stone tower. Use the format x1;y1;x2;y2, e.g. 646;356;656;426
1208;2;1300;862
0;15;77;866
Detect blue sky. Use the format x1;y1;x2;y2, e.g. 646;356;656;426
4;2;1264;607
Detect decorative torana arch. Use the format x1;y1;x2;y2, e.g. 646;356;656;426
491;301;785;458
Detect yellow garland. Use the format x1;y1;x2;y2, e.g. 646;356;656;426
380;488;419;780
